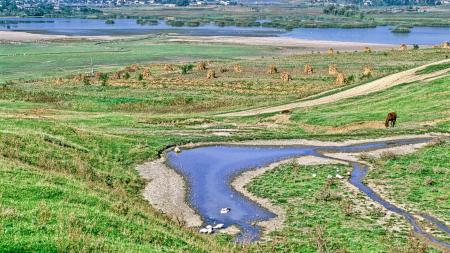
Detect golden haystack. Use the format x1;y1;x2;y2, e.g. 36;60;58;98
335;72;346;85
54;77;64;85
328;48;334;55
196;61;207;71
280;72;291;82
304;64;313;75
362;65;373;77
141;69;152;79
234;64;242;73
72;74;83;82
400;44;408;51
328;64;338;75
267;65;278;74
206;69;216;79
442;41;450;49
125;65;139;73
112;70;124;80
164;64;174;71
364;47;372;53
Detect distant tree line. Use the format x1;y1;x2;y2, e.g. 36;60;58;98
154;0;190;6
323;5;364;18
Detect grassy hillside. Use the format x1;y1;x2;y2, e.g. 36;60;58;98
0;46;449;252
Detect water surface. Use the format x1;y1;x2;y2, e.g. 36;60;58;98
166;137;450;249
1;17;449;45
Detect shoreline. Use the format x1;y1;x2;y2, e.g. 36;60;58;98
0;30;399;51
0;30;128;42
135;133;448;238
167;35;397;51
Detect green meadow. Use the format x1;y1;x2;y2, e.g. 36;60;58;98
0;40;449;252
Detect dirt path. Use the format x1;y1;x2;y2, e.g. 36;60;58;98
220;59;450;117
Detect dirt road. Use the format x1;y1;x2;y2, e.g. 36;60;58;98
220;59;450;117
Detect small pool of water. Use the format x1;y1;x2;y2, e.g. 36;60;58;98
166;137;449;249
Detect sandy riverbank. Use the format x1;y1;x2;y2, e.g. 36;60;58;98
136;133;447;238
1;30;398;52
0;31;125;42
167;35;397;51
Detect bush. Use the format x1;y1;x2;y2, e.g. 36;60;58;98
180;64;194;75
98;73;108;86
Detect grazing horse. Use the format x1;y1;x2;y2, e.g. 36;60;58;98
385;112;397;128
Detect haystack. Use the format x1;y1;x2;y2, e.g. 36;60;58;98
304;64;313;75
112;70;124;80
400;44;408;51
362;65;373;77
280;72;291;82
196;61;207;71
73;74;86;83
335;72;346;85
442;41;450;49
234;64;242;73
141;69;152;79
328;64;338;75
364;47;372;53
267;65;278;74
54;77;64;85
164;64;174;71
95;72;103;79
328;48;334;55
125;64;139;72
206;69;216;79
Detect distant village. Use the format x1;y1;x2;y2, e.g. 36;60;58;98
1;0;237;10
1;0;447;13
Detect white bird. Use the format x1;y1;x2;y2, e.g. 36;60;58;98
174;147;181;153
199;228;209;233
220;208;231;214
213;224;225;229
336;174;344;179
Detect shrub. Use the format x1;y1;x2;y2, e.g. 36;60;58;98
98;73;108;86
180;64;194;75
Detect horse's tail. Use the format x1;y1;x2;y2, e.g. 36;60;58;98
385;117;389;127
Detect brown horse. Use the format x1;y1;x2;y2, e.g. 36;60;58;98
385;112;397;128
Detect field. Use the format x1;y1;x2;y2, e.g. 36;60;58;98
0;38;449;252
0;37;274;82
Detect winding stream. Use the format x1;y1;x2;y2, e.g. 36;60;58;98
166;137;449;248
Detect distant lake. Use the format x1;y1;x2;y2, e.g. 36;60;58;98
1;17;449;45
